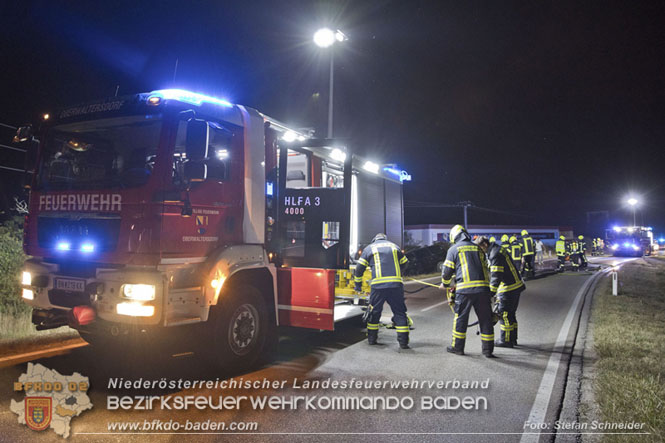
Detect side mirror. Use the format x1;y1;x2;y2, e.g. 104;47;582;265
185;119;209;161
184;162;207;182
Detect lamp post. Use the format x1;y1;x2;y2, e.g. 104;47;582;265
626;197;639;226
313;28;347;138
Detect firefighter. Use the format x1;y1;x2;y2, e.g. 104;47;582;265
354;233;410;349
509;235;523;271
555;235;566;272
520;229;535;279
592;238;598;256
578;235;588;269
439;225;495;357
484;236;525;347
500;234;510;252
567;239;579;271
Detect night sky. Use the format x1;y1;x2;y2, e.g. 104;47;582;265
2;1;664;235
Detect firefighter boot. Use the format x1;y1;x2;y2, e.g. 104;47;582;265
398;333;410;349
446;338;465;355
367;324;379;345
482;341;496;358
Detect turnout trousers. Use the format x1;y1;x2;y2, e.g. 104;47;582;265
497;291;521;345
366;286;409;346
450;292;494;354
579;253;588;269
557;254;566;272
523;254;535;277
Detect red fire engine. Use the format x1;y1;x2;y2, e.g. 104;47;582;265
16;89;408;369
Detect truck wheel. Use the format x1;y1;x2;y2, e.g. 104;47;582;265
207;285;270;371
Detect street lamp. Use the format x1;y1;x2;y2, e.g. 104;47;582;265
313;28;347;138
626;197;639;226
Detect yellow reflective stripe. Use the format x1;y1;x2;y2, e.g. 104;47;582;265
456;280;489;289
457;245;478;252
497;280;525;293
490;266;504;272
490;285;498;292
372;247;382;278
480;334;495;341
399;256;408;264
443;260;455;269
371;277;404;285
503;311;511;341
358;257;369;266
353;276;363;282
442;276;452;285
481;251;490;282
392;248;401;278
459;251;470;282
395;327;410;332
366;323;380;330
453;332;466;339
452;314;459;346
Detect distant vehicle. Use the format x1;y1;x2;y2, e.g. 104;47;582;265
404;243;449;275
606;226;657;257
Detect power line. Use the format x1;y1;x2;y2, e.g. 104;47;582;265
0;165;27;173
0;123;17;130
0;143;26;152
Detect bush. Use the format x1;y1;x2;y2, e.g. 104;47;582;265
0;216;27;314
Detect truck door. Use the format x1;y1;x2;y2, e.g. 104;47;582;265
274;143;352;331
276;144;351;269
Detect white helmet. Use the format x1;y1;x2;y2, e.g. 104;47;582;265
449;224;467;243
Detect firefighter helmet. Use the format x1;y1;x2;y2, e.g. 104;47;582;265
501;234;509;243
560;235;565;240
578;235;584;240
372;233;388;243
449;225;467;243
521;229;529;236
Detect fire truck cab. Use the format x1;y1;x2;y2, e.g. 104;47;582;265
17;89;408;369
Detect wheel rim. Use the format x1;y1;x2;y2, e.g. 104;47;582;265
228;303;259;356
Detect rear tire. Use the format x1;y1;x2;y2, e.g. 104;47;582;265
206;285;271;371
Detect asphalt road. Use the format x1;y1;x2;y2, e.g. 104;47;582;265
1;258;636;443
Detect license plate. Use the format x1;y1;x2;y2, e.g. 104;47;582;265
55;278;86;293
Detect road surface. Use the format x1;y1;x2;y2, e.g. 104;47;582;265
1;257;637;442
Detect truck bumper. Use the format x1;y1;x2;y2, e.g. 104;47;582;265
21;259;166;327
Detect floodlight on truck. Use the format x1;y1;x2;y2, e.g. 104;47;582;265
122;284;156;301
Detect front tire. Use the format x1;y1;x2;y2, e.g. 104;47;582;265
207;285;271;371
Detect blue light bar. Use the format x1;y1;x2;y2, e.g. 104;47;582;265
149;89;233;108
56;241;71;251
81;243;95;253
383;167;412;182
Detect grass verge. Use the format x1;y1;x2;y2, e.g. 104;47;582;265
0;308;78;358
591;259;665;442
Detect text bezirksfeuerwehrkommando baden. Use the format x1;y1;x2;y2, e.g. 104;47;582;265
106;377;490;411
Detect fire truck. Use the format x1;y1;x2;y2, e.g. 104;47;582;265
606;226;657;257
16;89;408;369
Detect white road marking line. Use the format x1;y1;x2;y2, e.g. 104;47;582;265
520;271;602;443
421;301;446;312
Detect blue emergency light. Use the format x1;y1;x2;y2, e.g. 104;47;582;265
148;89;233;108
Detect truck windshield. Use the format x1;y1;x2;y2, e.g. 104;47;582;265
37;115;162;190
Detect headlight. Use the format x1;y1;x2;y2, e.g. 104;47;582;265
22;271;32;285
632;245;640;251
116;302;155;317
121;284;156;301
611;244;619;250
